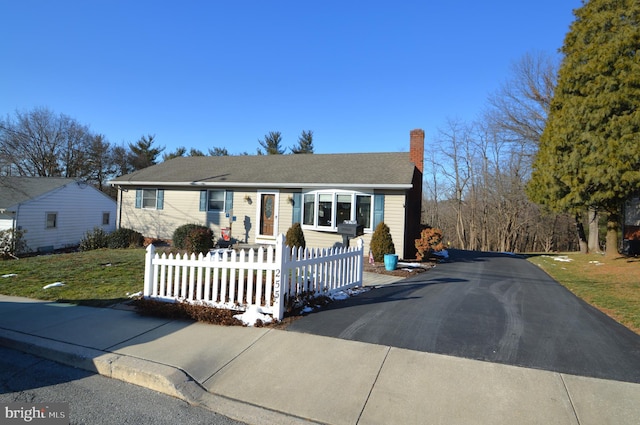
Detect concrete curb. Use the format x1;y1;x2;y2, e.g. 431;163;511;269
0;328;315;425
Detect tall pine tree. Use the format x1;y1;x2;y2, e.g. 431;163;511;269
527;0;640;257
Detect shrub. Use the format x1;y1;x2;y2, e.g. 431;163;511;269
285;222;306;249
79;227;110;251
370;222;395;262
108;228;144;249
172;224;205;250
0;228;28;259
184;227;214;254
415;226;444;260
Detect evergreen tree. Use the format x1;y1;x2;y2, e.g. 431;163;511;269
291;130;314;154
257;131;285;155
527;0;640;257
128;134;164;170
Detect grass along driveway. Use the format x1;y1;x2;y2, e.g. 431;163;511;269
0;249;146;307
528;253;640;334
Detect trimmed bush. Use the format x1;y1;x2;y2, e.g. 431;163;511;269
415;226;444;260
285;222;306;249
172;224;206;250
370;222;395;262
79;227;110;251
108;228;144;249
184;227;214;254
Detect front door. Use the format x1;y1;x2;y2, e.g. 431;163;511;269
260;193;276;237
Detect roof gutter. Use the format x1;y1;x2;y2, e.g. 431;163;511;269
108;181;413;190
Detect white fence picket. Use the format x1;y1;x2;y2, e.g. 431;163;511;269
143;234;363;320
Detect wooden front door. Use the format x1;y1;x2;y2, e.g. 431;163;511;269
260;193;276;236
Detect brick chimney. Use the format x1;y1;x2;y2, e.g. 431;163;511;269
409;129;424;173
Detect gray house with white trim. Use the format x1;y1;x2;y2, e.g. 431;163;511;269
110;129;425;259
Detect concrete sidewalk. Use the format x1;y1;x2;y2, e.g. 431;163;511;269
1;287;639;424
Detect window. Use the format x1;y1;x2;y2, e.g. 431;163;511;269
199;190;233;212
356;195;371;228
317;193;333;227
301;191;375;231
207;190;225;211
46;212;57;229
142;189;157;208
102;212;110;225
135;188;164;210
303;194;315;225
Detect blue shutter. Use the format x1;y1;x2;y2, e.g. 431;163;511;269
225;190;234;213
135;189;142;209
373;194;384;228
292;192;302;224
156;189;164;210
199;190;207;211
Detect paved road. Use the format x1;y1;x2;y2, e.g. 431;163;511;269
287;250;640;383
0;346;246;425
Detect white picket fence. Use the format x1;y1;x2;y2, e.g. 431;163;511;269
143;234;364;320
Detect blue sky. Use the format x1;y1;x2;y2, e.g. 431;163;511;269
1;1;581;156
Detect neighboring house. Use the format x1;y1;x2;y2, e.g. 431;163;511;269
623;193;640;255
110;129;425;259
0;177;117;253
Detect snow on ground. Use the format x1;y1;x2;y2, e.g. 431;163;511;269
234;305;273;326
43;282;65;289
542;255;573;262
235;286;372;326
1;274;17;278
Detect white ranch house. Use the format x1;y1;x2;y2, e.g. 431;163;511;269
0;177;116;253
110;129;425;259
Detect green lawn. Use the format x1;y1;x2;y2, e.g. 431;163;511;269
528;253;640;334
0;249;146;307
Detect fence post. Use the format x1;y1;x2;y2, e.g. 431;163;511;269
144;244;156;297
273;233;286;321
356;238;364;286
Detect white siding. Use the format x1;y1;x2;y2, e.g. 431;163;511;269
0;217;13;232
15;183;116;252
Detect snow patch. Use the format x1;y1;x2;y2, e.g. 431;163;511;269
234;305;273;327
1;274;17;278
548;255;572;262
43;282;65;289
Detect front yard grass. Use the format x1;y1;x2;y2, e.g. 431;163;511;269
527;253;640;334
0;248;146;307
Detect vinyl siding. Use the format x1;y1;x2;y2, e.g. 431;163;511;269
15;183;116;252
118;187;408;258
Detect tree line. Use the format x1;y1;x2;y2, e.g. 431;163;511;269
426;0;640;256
0;107;314;197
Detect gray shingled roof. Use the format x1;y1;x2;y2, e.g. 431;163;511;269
110;152;416;188
0;177;78;210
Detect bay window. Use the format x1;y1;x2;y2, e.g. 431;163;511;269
301;190;375;231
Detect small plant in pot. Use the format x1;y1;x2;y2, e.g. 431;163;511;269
370;222;397;270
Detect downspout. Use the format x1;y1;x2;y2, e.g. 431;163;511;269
117;185;124;229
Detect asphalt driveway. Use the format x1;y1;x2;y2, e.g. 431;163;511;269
286;250;640;383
